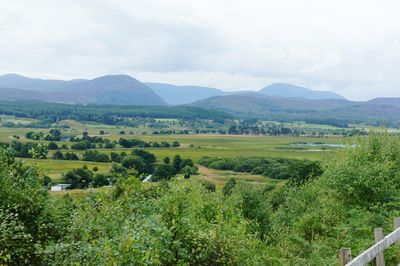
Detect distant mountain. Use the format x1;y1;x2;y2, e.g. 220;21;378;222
55;75;167;105
0;73;84;91
367;97;400;106
0;74;167;106
0;87;46;101
259;83;346;100
191;93;400;126
145;82;225;105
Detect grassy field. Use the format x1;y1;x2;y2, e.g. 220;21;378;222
98;134;346;161
16;134;346;182
0;117;355;183
49;165;284;198
193;165;285;189
19;158;112;182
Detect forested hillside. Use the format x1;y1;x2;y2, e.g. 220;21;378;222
0;101;232;124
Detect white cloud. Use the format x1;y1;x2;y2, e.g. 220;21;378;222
0;0;400;100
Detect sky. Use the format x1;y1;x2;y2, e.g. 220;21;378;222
1;0;400;100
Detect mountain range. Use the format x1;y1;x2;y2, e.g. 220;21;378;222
191;93;400;126
0;73;347;106
0;73;399;126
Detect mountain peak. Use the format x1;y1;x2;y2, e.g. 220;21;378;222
1;73;24;78
259;83;346;100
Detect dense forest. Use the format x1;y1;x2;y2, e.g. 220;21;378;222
0;101;232;125
1;133;400;265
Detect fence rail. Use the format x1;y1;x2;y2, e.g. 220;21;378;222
340;217;400;266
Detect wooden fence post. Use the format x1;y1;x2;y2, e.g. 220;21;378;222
374;227;385;266
394;217;400;244
339;248;352;266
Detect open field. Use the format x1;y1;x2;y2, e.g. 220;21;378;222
0;117;359;181
193;165;285;189
19;158;112;182
14;134;347;180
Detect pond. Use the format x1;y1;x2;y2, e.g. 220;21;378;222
289;143;354;148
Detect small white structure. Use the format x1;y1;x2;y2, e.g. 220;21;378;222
142;175;152;182
50;184;71;191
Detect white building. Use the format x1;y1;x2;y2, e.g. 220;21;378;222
50;184;71;191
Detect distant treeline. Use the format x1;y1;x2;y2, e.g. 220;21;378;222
0;101;232;125
198;156;322;181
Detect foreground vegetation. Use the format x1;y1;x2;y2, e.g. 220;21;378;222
1;133;400;265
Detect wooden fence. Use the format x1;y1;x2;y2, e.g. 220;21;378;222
339;217;400;266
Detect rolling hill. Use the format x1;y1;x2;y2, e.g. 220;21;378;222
145;82;225;105
259;83;346;100
191;93;400;126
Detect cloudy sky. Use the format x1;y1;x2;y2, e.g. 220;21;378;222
1;0;400;100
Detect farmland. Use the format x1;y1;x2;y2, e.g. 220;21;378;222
0;117;350;181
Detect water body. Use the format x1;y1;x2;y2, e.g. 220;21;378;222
289;143;355;148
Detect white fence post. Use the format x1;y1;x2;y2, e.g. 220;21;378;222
374;228;385;266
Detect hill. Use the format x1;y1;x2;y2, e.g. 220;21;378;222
0;73;84;91
259;83;346;100
191;93;400;127
145;82;225;105
0;74;167;106
54;75;167;105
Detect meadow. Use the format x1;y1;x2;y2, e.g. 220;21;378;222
0;117;354;183
2;114;365;196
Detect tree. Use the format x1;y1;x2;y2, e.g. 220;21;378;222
25;131;34;139
153;164;175;181
201;181;216;192
63;167;93;189
324;132;400;206
49;129;61;138
41;175;52;187
64;152;79;160
0;148;66;265
173;155;183;173
180;158;194;169
71;140;95;150
222;178;237;196
172;141;180;147
96;153;110;162
47;142;59;150
118;138;131;148
111;163;128;177
132;149;156;164
163;156;170;164
161;141;170;148
29;144;47;159
52;151;64;160
122;156;147;175
93;174;110;188
288;160;322;187
181;165;197;179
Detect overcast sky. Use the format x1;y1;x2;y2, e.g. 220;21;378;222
1;0;400;100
